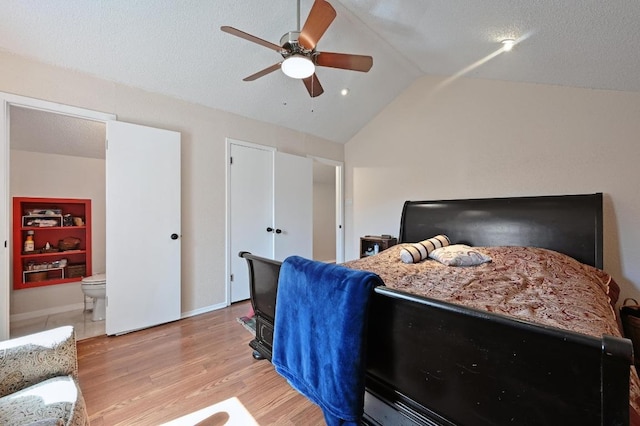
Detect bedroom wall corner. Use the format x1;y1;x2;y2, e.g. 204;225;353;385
344;74;640;302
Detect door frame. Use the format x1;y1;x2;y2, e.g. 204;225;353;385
0;92;115;340
309;156;345;264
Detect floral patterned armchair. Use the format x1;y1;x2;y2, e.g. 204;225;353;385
0;326;89;426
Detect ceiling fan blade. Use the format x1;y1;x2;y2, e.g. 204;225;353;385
315;52;373;72
221;26;287;53
302;74;324;97
243;63;282;81
299;0;337;51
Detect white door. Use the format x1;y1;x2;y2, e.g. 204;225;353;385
229;143;274;302
274;152;313;260
106;121;181;335
227;142;313;303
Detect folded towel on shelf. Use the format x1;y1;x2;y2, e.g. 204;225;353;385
272;256;383;426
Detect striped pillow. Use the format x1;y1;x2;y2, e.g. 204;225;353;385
400;235;450;264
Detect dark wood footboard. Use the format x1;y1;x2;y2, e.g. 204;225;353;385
239;252;633;425
363;287;632;425
239;251;279;360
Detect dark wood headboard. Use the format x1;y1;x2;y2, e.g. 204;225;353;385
398;193;603;269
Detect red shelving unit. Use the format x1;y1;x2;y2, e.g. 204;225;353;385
13;197;92;290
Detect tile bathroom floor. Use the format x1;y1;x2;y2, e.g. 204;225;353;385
10;308;105;340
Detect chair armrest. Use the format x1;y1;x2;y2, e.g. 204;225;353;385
0;326;78;398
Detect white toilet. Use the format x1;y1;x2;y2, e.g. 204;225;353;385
81;273;106;322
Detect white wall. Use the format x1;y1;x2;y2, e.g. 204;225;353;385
1;51;344;317
10;150;105;315
345;75;640;303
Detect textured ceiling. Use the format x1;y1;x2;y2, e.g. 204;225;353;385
1;1;639;144
10;106;106;159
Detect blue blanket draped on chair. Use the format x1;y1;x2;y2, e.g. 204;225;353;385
272;256;383;426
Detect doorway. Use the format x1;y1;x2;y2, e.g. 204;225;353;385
2;93;183;340
311;156;344;264
6;105;109;339
0;92;115;340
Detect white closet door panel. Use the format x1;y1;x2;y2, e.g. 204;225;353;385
230;143;273;302
274;151;313;261
106;121;181;335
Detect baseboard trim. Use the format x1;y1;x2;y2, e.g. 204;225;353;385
12;301;231;324
181;302;227;319
10;302;86;323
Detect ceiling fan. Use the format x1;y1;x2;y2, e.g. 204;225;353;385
221;0;373;97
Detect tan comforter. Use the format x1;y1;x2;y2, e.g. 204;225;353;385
343;245;640;420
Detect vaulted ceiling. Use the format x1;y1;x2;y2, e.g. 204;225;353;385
1;1;638;144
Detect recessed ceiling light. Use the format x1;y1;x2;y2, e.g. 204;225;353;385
340;88;350;96
501;39;515;52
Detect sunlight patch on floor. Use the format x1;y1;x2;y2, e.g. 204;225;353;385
160;397;259;426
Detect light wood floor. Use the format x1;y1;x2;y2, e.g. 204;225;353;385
77;301;325;425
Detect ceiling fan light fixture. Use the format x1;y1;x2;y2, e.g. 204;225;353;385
281;55;315;79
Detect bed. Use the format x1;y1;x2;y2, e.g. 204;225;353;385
240;192;636;425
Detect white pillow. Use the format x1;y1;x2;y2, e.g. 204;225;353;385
429;244;492;266
400;235;450;264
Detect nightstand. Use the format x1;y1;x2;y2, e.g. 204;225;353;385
360;235;397;258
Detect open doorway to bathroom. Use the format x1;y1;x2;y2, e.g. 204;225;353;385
8;105;106;340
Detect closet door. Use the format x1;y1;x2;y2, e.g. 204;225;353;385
228;142;312;303
229;143;274;302
273;152;313;260
106;121;181;335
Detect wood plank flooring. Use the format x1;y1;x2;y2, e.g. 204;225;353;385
77;301;325;425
